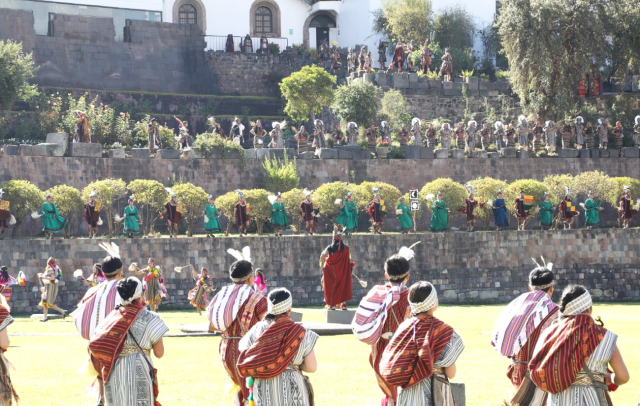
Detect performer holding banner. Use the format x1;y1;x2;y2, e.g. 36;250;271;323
515;191;532;231
320;226;354;310
559;187;578;230
89;277;169;406
83;191;101;238
162;189;181;238
352;244;419;406
491;258;558;406
619;185;636;229
238;288;318;406
0;189;15;240
206;246;268;406
368;188;385;234
35;192;68;239
379;281;465;406
300;190;315;236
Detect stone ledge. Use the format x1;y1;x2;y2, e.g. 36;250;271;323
68;143;102;158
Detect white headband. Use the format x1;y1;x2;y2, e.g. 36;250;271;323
562;290;592;316
120;277;143;306
410;283;438;315
268;291;293;315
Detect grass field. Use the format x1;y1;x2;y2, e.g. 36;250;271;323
8;304;640;405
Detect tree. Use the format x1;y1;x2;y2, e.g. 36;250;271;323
331;82;378;129
607;177;640;208
173;182;208;237
0;40;39;111
351;182;402;216
468;177;508;230
244;189;273;235
311;182;354;223
281;188;306;234
1;180;42;237
127;179;168;234
279;66;336;121
82;179;127;235
543;175;575;206
496;0;623;118
572;171;616;204
419;178;467;218
262;154;300;193
380;89;411;130
433;6;476;52
503;179;547;219
382;0;434;44
215;191;241;235
45;185;82;238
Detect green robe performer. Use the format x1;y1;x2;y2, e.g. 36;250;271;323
37;193;67;239
204;195;222;237
538;192;554;230
270;192;289;237
583;190;601;228
335;192;358;234
396;196;413;233
123;196;141;237
429;191;448;232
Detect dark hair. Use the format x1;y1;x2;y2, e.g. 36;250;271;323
529;268;554;292
117;278;140;302
384;255;410;283
229;260;253;282
265;288;291;321
255;268;264;278
0;267;8;283
559;284;588;314
408;281;433;304
102;256;123;277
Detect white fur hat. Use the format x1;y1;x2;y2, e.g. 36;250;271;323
467;120;477;127
441;123;450;131
635;116;640;125
575;116;584;124
518;115;527;123
495;121;504;130
411;118;421;127
381;121;389;128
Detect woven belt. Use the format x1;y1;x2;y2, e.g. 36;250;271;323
433;367;445;375
222;336;242;340
119;346;150;358
573;372;605;386
510;358;528;366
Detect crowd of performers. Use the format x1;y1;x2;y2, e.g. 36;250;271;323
0;224;634;406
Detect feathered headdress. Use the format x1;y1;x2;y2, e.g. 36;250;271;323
272;120;286;130
575;116;584;124
544;191;549;198
565;187;570;196
531;256;553;273
623;185;630;192
497;189;503;195
314;119;323;127
598;118;603;125
518;115;527;123
333;224;344;237
227;246;251;263
467;120;477;127
207;116;218;127
98;242;121;259
381;121;389;128
465;184;474;195
437;191;442;197
45;192;52;199
128;195;134;202
303;188;313;197
411;118;421;127
441;123;449;131
372;187;380;196
165;188;175;198
347;122;358;129
89;191;97;198
588;190;593;196
236;189;244;199
635;116;640;125
268;193;280;204
208;194;214;200
495;121;504;130
398;241;421;261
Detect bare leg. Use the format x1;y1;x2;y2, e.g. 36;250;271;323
42;306;49;321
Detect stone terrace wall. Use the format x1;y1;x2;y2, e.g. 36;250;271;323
2;230;638;313
0;9;212;94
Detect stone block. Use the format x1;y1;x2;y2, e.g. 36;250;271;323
30;144;52;157
324;309;355;325
434;149;449;159
402;145;421;159
337;149;354;159
376;73;391;87
472;150;488;158
598;149;610;158
393;73;409;89
443;290;457;299
298;151;315;160
500;148;517;158
451;149;465;159
465;77;479;90
158;149;181;159
607;149;621;158
3;145;19;156
45;132;69;155
223;149;242;159
19;145;33;156
108;149;126;159
420;147;435;159
318;148;337;159
244;149;257;159
408;72;418;83
443;81;454;90
558;148;579;158
622;147;639;158
256;148;270;159
578;149;591;158
69;142;102;158
269;149;286;159
479;290;499;300
516;150;528;159
131;148;150;159
362;73;375;84
451;383;466;406
488;152;501;158
290;311;303;322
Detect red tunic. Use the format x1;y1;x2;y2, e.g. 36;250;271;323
300;200;314;221
560;198;578;220
620;196;636;219
322;241;353;306
368;200;384;223
465;198;478;221
165;202;178;223
84;202;97;227
234;201;249;226
515;198;529;219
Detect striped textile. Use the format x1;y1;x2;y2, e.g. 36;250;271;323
380;315;454;389
352;284;408;345
88;300;146;383
491;290;558;357
72;279;121;340
237;316;306;379
206;284;254;333
529;314;606;394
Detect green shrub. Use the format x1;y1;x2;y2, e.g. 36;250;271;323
311;182;353;221
244;189;273;235
607;177;640;207
468;177;508;229
215;191;241;235
572;171;616;203
351;182;401;215
172;182;208;237
262;154;299;193
543;175;575;206
1;180;42;237
281;188;306;233
82;179;127;235
45;185;82;238
419;178;467;217
127;179;168;234
193;133;245;159
503;179;547;217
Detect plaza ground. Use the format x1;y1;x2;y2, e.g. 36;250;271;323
9;304;640;405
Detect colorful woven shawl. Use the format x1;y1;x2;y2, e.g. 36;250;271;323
529;314;606;394
73;280;119;340
88;300;146;382
491;290;558;357
379;315;453;389
207;284;254;333
352;284;408;345
237;316;306;379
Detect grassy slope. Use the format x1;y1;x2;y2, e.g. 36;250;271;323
8;304;640;405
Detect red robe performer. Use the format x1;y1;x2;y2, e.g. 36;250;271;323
234;190;250;236
515;191;530;231
368;189;385;234
320;226;353;310
559;188;578;230
300;190;315;235
619;186;636;228
387;41;404;73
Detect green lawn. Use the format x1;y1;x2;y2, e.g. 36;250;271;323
8;304;640;405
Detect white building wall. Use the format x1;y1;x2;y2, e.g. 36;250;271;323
41;0;163;11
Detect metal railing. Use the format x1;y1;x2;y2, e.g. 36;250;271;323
203;35;289;53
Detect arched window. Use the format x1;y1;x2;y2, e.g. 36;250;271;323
255;6;273;34
309;14;336;28
179;4;197;25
